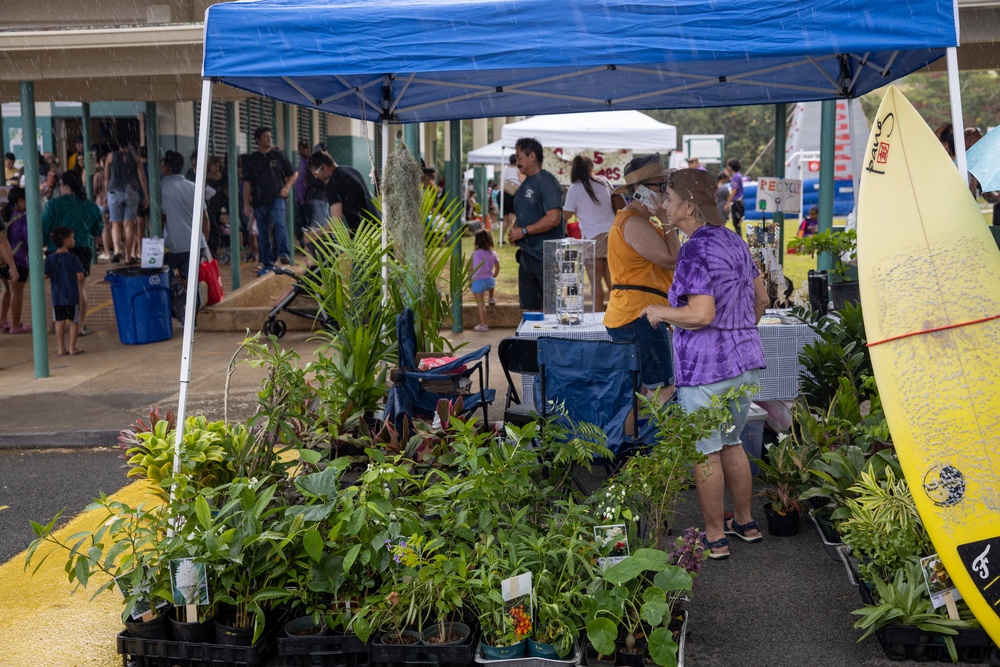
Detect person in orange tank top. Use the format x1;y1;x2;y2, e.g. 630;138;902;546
604;155;681;407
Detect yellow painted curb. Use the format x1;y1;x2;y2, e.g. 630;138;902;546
0;482;153;667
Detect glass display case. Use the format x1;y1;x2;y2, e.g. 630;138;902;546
543;238;595;324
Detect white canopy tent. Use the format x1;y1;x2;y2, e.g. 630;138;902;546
467;140;504;166
499;110;676;154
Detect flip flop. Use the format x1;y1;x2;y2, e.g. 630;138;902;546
0;322;10;331
69;349;85;355
700;534;730;560
79;326;92;337
725;515;764;543
9;324;31;334
57;351;68;356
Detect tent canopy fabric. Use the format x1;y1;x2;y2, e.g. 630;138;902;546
500;111;676;152
203;0;957;123
467;140;503;166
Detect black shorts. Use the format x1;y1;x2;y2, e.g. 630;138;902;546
1;264;28;283
731;200;745;226
503;192;516;213
53;304;79;322
516;250;544;311
70;247;92;277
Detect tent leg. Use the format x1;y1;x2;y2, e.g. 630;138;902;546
817;100;836;272
946;47;968;182
381;119;389;305
170;78;213;522
773;103;786;266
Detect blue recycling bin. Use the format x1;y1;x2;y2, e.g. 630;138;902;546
105;267;173;345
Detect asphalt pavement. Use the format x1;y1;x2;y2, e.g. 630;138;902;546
0;317;958;666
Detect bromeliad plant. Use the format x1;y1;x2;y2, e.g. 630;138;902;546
753;432;816;517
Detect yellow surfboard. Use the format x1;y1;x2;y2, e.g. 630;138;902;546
857;85;1000;644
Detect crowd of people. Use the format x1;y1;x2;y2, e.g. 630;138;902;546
0;125;379;339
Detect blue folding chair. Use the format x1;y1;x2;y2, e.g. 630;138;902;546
536;337;656;466
384;309;496;430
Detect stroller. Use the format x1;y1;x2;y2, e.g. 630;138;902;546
262;265;338;338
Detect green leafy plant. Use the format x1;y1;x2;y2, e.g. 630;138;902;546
794;302;874;409
838;466;933;583
852;559;978;663
585;549;693;667
753;432;816;516
465;533;533;648
787;228;856;282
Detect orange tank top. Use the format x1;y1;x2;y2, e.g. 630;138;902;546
603;207;675;329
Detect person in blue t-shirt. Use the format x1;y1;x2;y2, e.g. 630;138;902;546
44;226;86;356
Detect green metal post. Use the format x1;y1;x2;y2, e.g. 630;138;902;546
20;81;49;377
146;102;162;237
773;103;786;266
404;124;420;160
227;102;241;291
82;103;93;201
245;100;253;157
283;104;295;261
449;120;463;332
474;166;486;223
817;100;836;273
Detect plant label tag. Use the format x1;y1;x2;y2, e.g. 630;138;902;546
170;558;210;607
594;524;630;571
502;572;533;637
115;569;153;621
920;554;963;610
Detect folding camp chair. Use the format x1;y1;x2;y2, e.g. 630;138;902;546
536;337;656;477
497;337;539;428
384;309;496;431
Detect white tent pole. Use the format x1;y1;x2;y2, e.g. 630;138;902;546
381;119;389;304
946;47;968;182
169;78;213;527
847;100;860;210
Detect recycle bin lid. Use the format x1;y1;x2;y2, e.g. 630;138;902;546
106;267;169;278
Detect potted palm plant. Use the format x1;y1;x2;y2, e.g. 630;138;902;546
788;228;858;310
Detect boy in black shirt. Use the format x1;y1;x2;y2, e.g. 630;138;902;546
306;151;376;234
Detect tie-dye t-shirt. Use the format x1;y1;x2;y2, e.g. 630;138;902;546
668;225;765;387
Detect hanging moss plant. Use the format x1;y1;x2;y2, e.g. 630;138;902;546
382;141;426;300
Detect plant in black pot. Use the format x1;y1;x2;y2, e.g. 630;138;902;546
788;228;858;310
753;434;815;537
585;549;693;667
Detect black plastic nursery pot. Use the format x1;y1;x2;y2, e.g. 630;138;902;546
763;502;800;537
278;630;371;667
124;612;171;641
215;616;256;646
830;280;860;311
372;628;477;667
169;614;215;643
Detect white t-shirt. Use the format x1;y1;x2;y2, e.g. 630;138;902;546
563;178;615;239
502;165;520;187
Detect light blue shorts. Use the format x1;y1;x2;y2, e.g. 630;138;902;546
471;277;495;295
107;188;139;223
677;368;760;455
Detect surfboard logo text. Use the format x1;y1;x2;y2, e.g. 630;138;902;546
866;112;895;175
972;544;991;579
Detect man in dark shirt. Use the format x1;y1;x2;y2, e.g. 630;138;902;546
242;126;298;275
505;137;564;311
305;150;376;234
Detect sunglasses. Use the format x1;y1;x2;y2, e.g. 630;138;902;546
644;181;669;194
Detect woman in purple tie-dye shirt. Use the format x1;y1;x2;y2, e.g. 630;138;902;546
641;169;769;561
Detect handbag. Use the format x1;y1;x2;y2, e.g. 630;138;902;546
503;181;519;196
199;258;224;305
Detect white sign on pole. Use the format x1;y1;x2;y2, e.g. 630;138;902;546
756;177;802;214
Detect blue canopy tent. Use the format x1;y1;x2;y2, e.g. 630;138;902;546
201;0;958;123
168;0;963;484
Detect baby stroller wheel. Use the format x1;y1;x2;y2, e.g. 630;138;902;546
264;319;287;338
